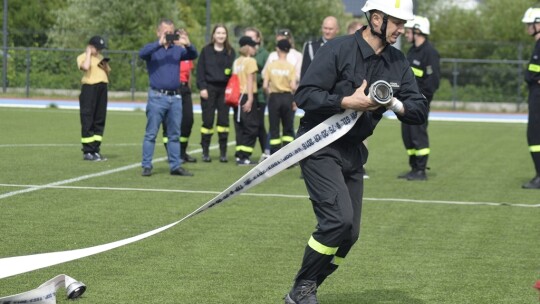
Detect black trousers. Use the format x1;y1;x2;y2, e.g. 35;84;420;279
233;94;260;159
527;87;540;175
268;92;295;154
256;99;269;153
401;100;431;170
79;82;108;154
295;141;364;284
161;85;194;156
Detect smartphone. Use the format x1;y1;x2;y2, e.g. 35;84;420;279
166;34;180;42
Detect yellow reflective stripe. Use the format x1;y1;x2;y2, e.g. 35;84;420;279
201;127;214;134
270;138;282;145
411;67;424;77
528;64;540;73
180;136;188;143
415;148;430;156
395;0;400;8
163;137;169;144
332;256;344;265
93;135;103;142
308;236;338;256
530;145;540;152
406;149;415;156
217;125;229;133
282;136;294;143
235;145;254;153
81;137;94;143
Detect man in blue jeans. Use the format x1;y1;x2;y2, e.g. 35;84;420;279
139;18;198;176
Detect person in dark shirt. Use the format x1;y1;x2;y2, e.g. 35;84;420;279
196;24;236;163
284;0;428;303
398;15;440;181
139;18;198;177
521;7;540;189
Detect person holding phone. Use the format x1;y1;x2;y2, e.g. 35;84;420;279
139;18;198;177
76;35;110;161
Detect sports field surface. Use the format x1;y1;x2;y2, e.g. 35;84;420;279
0;106;538;303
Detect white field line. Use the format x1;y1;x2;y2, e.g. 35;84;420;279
0;183;538;208
0;143;139;148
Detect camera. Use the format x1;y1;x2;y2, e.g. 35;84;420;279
166;33;179;42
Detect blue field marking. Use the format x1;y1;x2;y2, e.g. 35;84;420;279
0;98;528;123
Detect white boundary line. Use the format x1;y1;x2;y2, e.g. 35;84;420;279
0;143;140;148
1;183;538;208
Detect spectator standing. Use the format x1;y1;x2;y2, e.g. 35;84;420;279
263;39;297;154
196;24;236;163
139;18;197;177
398;15;440;181
521;7;540;189
244;27;270;161
76;35;110;161
300;16;340;79
263;29;303;82
284;0;427;302
232;36;259;165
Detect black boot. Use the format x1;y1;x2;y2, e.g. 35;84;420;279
201;134;212;162
181;142;197;163
218;132;228;163
398;155;416;178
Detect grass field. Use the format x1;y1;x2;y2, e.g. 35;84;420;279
0;107;539;303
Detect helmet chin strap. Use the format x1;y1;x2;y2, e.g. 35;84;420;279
365;12;390;45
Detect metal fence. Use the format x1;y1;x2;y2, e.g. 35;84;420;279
0;47;530;112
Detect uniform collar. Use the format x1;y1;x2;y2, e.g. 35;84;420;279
356;26;391;62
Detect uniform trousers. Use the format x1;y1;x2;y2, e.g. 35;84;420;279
268;92;295;154
79;82;108;154
295;141;364;285
401;100;431;170
233;94;259;160
200;84;230;157
527;87;540;175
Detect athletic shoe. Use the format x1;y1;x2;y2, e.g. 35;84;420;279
93;152;107;161
83;153;94;161
522;176;540;189
219;156;228;163
259;153;270;163
284;280;318;304
407;170;427;181
202;155;212;163
142;167;152;177
182;154;197;163
170;167;194;176
236;157;256;166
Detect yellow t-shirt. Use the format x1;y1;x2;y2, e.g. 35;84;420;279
263;59;295;93
76;53;109;84
233;56;258;94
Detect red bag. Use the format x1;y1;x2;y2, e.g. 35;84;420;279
225;74;241;107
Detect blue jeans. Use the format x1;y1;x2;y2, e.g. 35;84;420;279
142;89;183;171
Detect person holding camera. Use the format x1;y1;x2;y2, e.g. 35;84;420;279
139;18;198;177
76;35;110;161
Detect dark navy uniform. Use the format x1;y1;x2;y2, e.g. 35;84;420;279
524;39;540;186
401;39;440;173
300;38;324;79
292;26;428;287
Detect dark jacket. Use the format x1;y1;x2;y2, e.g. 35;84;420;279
406;39;440;102
294;27;428;145
196;44;236;89
301;37;325;79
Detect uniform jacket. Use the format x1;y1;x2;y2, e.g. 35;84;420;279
407;39;440;102
295;27;428;146
196;44;236;90
525;39;540;88
301;37;325;79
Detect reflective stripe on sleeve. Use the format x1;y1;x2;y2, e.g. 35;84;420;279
528;64;540;73
411;67;424;77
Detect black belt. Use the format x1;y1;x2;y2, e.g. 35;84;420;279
152;88;179;95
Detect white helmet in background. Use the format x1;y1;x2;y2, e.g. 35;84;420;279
522;7;540;23
405;15;430;35
361;0;414;21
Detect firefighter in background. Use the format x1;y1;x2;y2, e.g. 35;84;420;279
521;7;540;189
398;16;440;181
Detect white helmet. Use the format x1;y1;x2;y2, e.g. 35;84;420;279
522;7;540;23
405;15;430;35
361;0;414;21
